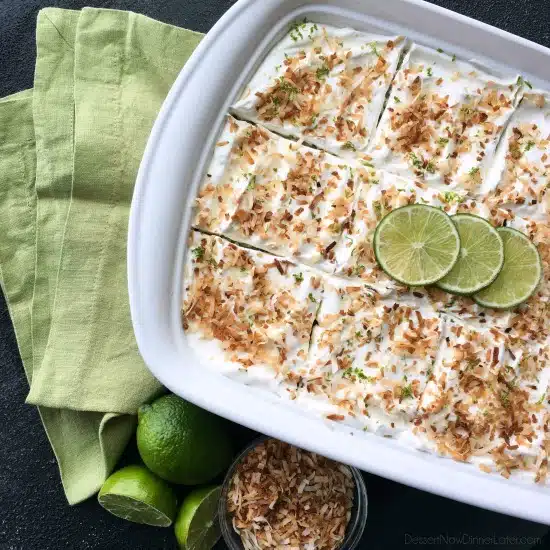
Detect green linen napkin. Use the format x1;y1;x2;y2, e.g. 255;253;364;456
27;7;203;413
31;8;79;376
0;7;203;504
0;89;131;506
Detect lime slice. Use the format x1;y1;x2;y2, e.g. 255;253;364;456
436;214;504;295
373;204;460;286
98;465;177;527
175;486;222;550
474;226;542;309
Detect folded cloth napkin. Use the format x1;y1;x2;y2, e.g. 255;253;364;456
0;7;203;504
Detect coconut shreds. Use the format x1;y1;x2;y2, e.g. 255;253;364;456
193;116;272;234
231;23;405;156
182;231;321;371
416;318;550;481
223;130;357;268
480;91;550;218
308;278;442;422
227;439;354;550
184;20;550;487
193;115;359;270
368;43;519;190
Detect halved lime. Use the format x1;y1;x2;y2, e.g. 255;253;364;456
436;214;504;295
175;486;221;550
373;204;460;286
98;465;177;527
474;227;542;309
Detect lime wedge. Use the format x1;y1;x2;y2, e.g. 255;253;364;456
175;486;221;550
474;227;542;309
436;214;504;295
98;465;177;527
373;204;460;286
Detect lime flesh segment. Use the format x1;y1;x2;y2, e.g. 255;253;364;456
373;204;460;286
175;486;221;550
474;227;542;309
436;214;504;295
98;465;177;527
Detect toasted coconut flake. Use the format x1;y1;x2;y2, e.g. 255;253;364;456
182;232;320;372
227;439;354;550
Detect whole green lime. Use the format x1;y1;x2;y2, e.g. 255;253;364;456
137;394;233;485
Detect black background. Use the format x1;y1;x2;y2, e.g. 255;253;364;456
1;1;550;549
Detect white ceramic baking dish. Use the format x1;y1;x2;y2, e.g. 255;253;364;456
128;0;550;524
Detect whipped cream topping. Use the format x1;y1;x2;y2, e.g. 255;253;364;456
184;20;550;485
309;278;441;427
415;318;550;479
194;116;358;270
482;90;550;220
232;22;405;157
368;44;520;191
183;231;323;374
193;117;272;234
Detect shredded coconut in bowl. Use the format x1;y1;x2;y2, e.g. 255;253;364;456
227;438;355;550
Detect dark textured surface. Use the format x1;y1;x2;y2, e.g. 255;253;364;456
1;1;550;548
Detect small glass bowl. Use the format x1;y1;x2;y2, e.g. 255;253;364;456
218;436;368;549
